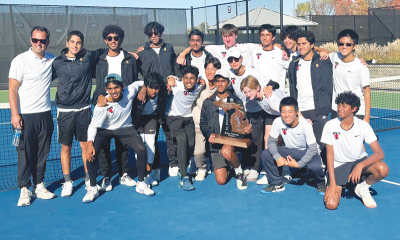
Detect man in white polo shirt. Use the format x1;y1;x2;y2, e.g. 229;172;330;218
9;26;57;207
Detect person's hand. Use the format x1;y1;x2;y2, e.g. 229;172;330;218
276;157;287;167
199;78;206;86
348;162;364;184
263;86;273;98
319;51;329;60
177;54;186;65
86;142;96;161
208;134;216;143
97;95;108;107
245;124;252;134
168;76;176;88
137;86;147;104
324;184;341;204
286;155;299;168
11;114;23;129
359;58;369;67
136;46;144;53
282;51;289;60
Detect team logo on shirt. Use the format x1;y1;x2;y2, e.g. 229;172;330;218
107;107;114;113
333;132;340;140
222;52;226;58
184;91;188;96
296;65;300;71
256;53;262;59
231;78;236;84
335;62;339;69
282;128;287;135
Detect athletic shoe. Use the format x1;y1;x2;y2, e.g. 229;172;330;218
169;166;179;177
61;180;73;197
33;182;56;199
260;170;266;175
247;169;259;182
179;176;195;191
17;187;32;207
355;182;377;208
82;185;100;203
317;182;326;196
205;157;212;175
136;181;155;196
85;179;90;188
243;168;251;177
282;175;292;185
261;183;285;194
195;168;207;181
100;177;113;192
256;175;269;185
151;168;161;182
120;173;136;187
145;174;158;187
236;173;248;190
188;157;197;175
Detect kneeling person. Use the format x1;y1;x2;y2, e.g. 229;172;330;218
323;91;388;209
260;97;326;194
84;74;154;203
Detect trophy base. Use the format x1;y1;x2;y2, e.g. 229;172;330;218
212;134;251;148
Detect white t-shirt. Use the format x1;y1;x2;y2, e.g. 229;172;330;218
205;43;259;70
296;58;315;111
257;89;285;115
269;116;316;150
106;51;124;76
153;47;161;55
329;52;370;115
321;117;377;168
251;46;289;92
87;81;144;142
169;81;203;117
228;67;269;113
8;48;56;114
142;96;158;115
215;96;227;134
190;52;207;81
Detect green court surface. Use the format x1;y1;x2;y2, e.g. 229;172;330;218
371;91;400;110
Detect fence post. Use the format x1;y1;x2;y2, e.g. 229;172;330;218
368;7;371;44
113;7;116;24
280;0;283;36
153;9;157;21
191;6;194;31
216;5;219;45
246;0;249;42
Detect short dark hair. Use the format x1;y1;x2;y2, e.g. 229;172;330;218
189;29;204;42
31;26;50;41
67;30;84;44
279;97;299;112
337;29;359;45
204;57;221;69
280;25;299;41
182;65;199;78
259;24;276;37
335;91;360;115
144;22;164;36
295;30;315;45
102;25;125;41
145;72;164;89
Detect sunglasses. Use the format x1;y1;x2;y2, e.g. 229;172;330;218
338;42;354;47
31;38;48;44
228;57;240;63
107;36;120;42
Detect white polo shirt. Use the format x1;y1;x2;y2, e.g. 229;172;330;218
169;81;203;117
205;43;259;70
257;89;285;115
8;48;55;114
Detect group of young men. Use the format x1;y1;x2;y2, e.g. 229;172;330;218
9;20;389;210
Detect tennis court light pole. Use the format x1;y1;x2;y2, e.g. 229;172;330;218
280;0;283;37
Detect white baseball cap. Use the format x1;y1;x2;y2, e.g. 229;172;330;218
214;69;230;80
226;47;241;59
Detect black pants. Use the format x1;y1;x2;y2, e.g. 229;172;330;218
167;116;195;178
244;111;266;171
261;147;325;185
86;127;147;187
161;122;178;168
17;111;54;188
97;138;129;177
301;109;328;146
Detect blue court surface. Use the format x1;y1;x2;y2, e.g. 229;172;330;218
0;129;399;240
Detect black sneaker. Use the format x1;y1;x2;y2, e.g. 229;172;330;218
236;173;248;190
317;182;326;196
261;184;285;194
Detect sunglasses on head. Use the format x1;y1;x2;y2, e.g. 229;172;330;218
338;42;354;47
31;38;48;44
107;36;120;42
228;57;240;63
106;77;117;82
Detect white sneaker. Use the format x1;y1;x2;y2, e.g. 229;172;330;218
260;170;266;175
100;177;113;191
195;168;207;181
82;185;100;203
150;169;161;182
33;183;56;199
17;187;32;207
136;181;155;196
355;182;377;208
169;166;179;177
61;180;73;197
145;174;159;187
256;175;269;185
243;168;251;177
247;169;259;182
120;173;136;187
85;179;90;188
283;174;292;182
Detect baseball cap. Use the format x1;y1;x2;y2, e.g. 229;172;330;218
226;47;241;59
214;69;230;80
104;73;122;83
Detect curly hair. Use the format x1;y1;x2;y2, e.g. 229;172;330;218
145;72;164;89
182;65;199;78
102;25;125;40
279;25;299;41
144;22;164;36
335;91;361;115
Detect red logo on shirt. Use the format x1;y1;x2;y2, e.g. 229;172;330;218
184;91;188;96
256;53;261;59
107;107;113;113
282;128;287;135
333;132;340;140
231;78;235;84
222;52;226;58
335;62;339;69
296;65;299;71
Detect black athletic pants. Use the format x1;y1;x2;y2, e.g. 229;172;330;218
17;111;54;188
97;139;128;177
161;122;178;168
86;127;147;187
243;111;266;171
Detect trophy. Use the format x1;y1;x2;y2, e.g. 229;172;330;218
212;97;251;148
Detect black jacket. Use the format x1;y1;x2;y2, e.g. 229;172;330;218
52;48;106;109
92;49;138;105
137;40;176;82
131;85;169;125
288;51;333;115
175;48;213;78
200;91;244;139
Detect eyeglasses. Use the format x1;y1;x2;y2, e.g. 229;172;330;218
31;38;48;44
107;36;120;42
228;57;240;63
338;42;354;47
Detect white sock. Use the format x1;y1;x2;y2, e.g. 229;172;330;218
360;180;371;189
234;165;243;175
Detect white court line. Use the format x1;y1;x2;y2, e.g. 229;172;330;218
382;180;400;186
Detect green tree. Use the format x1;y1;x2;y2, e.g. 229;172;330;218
295;2;311;16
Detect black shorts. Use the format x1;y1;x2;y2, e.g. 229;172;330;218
328;156;368;186
57;108;91;145
264;112;279;125
135;114;158;135
330;110;364;120
209;143;248;170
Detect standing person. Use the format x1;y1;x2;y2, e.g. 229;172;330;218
260;97;326;194
329;29;371;122
323;92;388;209
200;69;252;189
9;26;56;206
91;25;139;191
